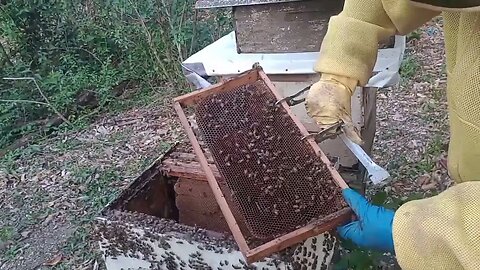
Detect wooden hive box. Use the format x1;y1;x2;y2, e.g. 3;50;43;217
196;0;344;53
97;144;344;269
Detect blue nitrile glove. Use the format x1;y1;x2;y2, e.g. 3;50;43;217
337;188;395;253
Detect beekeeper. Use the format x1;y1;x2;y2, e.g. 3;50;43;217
305;1;480;269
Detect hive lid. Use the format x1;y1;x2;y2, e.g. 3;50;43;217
195;0;302;9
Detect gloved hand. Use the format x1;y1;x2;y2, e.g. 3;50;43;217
305;74;363;145
337;188;395;253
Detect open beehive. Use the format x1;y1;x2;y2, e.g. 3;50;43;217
96;144;343;269
173;66;351;263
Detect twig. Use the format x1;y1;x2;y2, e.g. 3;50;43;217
175;0;188;61
189;8;198;57
0;99;50;106
129;0;174;82
49;46;104;66
74;106;101;123
0;41;13;66
162;0;187;62
158;0;182;73
3;77;71;125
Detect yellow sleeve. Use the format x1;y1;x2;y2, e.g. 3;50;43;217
315;0;439;86
393;182;480;270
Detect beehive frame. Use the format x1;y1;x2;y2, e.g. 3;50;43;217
173;66;351;263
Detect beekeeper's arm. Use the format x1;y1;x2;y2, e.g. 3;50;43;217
339;184;480;269
306;0;439;144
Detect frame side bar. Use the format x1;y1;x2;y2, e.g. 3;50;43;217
173;102;250;254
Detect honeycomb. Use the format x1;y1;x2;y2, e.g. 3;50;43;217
193;80;347;240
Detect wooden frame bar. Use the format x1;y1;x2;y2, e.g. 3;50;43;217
174;102;250;253
173;66;351;264
174;68;259;106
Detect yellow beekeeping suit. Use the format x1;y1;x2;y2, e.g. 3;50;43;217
315;1;480;269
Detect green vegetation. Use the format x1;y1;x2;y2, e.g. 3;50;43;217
400;55;420;80
396;135;446;180
0;2;230;266
0;0;232;151
407;30;421;41
0;227;15;242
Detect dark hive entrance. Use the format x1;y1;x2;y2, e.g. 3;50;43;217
107;171;180;221
103;151;234;235
124;176;179;221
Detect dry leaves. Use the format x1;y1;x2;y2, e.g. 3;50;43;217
20;230;31;239
0;19;452;269
0;107;183;268
371;18;449;197
421;182;437;191
43;254;62;266
416;173;431;186
41;213;56;226
105;148;113;158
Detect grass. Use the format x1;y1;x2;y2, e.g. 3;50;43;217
421;73;435;84
421;100;439;116
56;141;172;268
334;241;385;270
387;135;445;181
109;86;186;113
0;144;41;172
417;135;444;171
0;136;174;267
58;225;99;270
70;166;121;218
0;227;20;263
407;30;421;41
0;0;233;152
126;141;172;172
431;86;446;102
107;129;131;143
400;55;421;81
335;134;444;268
0;227;16;242
18;165;125;269
53;139;83;154
84;170;121;215
2;244;22;262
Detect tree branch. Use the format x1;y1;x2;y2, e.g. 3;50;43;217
48;46;104;66
0;41;13;67
0;99;49;106
3;77;71;125
129;0;176;82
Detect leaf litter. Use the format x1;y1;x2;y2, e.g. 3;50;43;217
370;17;451;199
0;107;186;269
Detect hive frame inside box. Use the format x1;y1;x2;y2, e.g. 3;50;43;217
173;67;351;263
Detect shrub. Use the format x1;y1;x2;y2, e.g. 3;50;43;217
0;0;232;149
